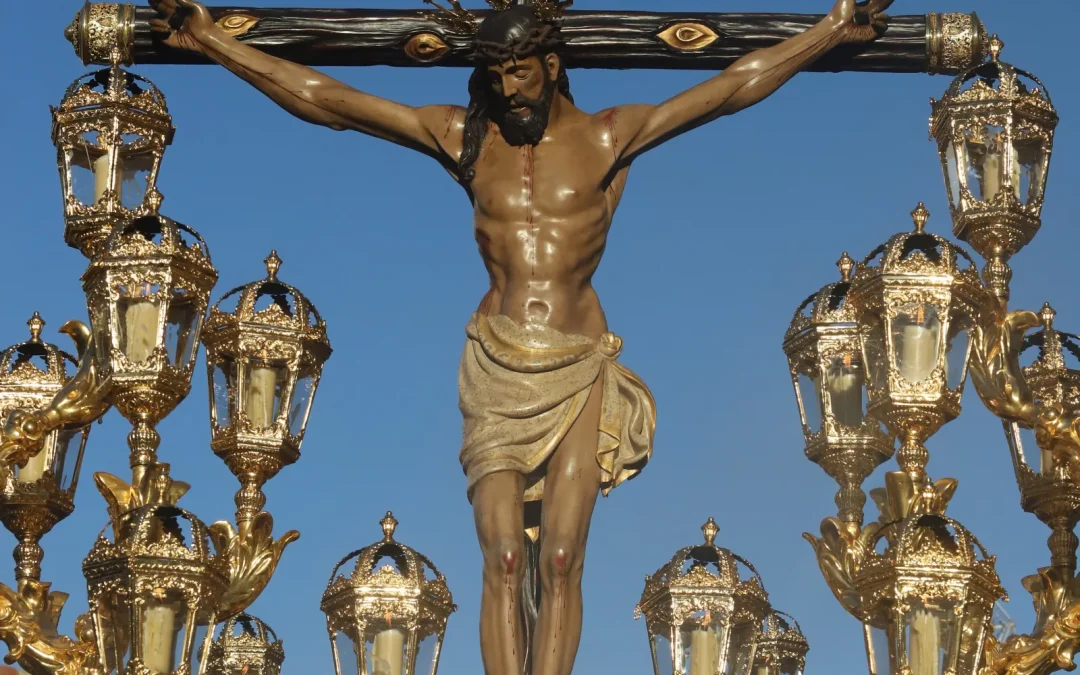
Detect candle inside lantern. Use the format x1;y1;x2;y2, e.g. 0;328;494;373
688;626;719;675
17;449;49;484
123;285;159;363
141;602;178;674
827;354;863;427
1042;447;1055;476
93;152;121;204
246;365;279;428
898;307;939;383
981;147;1002;202
371;628;405;675
907;607;942;675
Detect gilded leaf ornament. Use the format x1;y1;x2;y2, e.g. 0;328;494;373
0;581;100;675
209;511;300;619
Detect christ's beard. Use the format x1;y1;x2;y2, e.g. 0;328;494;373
494;78;556;147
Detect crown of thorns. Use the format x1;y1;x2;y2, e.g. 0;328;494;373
423;0;572;40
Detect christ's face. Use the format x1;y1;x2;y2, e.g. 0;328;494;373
486;54;559;146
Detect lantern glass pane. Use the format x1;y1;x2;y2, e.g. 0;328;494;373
244;360;287;429
363;618;408;675
415;632;439;675
903;598;956;675
1013;136;1045;205
726;621;757;675
825;354;866;427
288;369;318;436
139;594;188;674
861;320;888;394
797;373;822;433
679;616;722;675
957;606;989;674
1007;422;1045;475
212;356;238;429
165;289;201;368
945;142;961;208
652;632;675;675
866;624;891;675
892;304;941;383
67;145;111;206
102;595;134;673
117;282;163;364
119;149;154;210
945;313;972;390
336;631;361;675
964;125;1007;202
14;443;50;485
54;426;88;491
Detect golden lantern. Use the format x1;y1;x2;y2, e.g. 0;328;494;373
201;251;332;523
83;498;228;675
636;518;776;675
203;612;285;675
51;63;173;258
848;203;990;484
82;213;217;468
857;473;1003;675
321;512;456;675
783;252;894;525
930;36;1059;301
996;303;1080;572
749;611;809;675
0;313;91;582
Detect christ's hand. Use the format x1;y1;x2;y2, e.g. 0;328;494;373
827;0;892;44
149;0;217;53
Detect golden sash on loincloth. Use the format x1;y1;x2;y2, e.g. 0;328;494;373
459;313;656;503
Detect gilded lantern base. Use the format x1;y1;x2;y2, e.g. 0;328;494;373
1017;466;1080;573
0;478;73;581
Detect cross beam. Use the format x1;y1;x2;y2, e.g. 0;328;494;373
67;3;988;74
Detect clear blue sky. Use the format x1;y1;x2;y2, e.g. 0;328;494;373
3;1;1078;673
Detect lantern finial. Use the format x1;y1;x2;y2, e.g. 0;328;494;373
265;250;282;280
701;517;719;546
837;252;855;282
989;34;1004;62
381;511;399;541
1040;302;1057;329
911;203;930;233
27;313;45;344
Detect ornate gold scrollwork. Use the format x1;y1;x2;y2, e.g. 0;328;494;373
0;581;101;675
0;322;109;479
405;32;451;63
984;567;1080;675
657;22;720;51
217;13;260;38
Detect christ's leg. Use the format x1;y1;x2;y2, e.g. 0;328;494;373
532;380;604;675
473;470;528;675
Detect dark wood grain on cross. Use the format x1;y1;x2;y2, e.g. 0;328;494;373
116;6;985;74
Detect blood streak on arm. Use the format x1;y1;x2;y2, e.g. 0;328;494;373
601;108;620;160
443;106;456;139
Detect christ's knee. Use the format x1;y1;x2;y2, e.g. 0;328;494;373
483;539;525;589
540;538;583;590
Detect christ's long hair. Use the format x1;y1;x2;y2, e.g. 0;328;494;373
458;62;573;183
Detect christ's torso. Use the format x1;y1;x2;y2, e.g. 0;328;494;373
467;107;629;340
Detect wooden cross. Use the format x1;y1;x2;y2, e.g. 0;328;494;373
66;3;989;75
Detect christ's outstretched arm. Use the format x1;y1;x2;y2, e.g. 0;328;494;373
611;0;892;167
149;0;465;172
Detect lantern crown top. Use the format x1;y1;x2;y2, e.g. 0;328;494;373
209;252;330;349
857;204;979;280
0;314;76;388
756;610;810;669
639;518;768;601
55;64;171;125
94;503;215;562
98;214;214;270
1020;303;1080;406
784;252;860;343
931;33;1057;129
321;512;456;618
206;612;285;675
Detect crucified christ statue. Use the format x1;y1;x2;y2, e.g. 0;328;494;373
149;0;890;672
